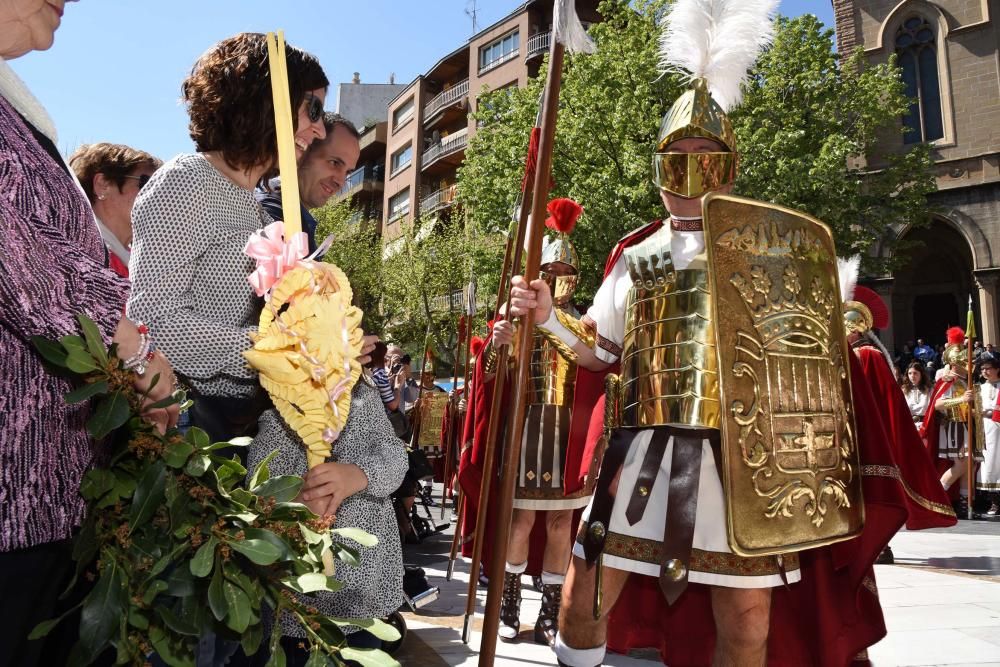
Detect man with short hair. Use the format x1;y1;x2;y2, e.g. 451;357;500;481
257;112;361;253
914;338;936;365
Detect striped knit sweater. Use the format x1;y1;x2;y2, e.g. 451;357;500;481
0;96;129;551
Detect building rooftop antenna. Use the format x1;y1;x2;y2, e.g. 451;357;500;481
465;0;479;35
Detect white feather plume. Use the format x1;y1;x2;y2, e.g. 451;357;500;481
837;255;861;302
659;0;779;111
553;0;597;54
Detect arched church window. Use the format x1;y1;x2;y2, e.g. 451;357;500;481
895;15;943;144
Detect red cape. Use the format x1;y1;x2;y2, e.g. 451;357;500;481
855;346;955;529
604;352;917;665
456;337;550;575
919;377;964;503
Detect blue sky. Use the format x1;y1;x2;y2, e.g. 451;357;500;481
14;0;835;161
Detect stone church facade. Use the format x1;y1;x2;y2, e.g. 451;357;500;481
832;0;1000;350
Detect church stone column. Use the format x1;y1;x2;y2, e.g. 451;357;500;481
974;270;1000;345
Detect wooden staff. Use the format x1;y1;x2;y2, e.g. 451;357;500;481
478;40;566;665
446;490;466;581
967;297;976;520
409;330;433;450
442;317;465;517
461;106;545;644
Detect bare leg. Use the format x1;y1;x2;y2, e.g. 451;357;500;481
710;586;772;667
541;509;574;575
507;508;537;566
558;556;630;651
941;458;968;490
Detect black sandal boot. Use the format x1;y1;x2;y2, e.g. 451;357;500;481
498;571;522;642
534;582;562;646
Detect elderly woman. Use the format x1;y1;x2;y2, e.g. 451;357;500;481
0;1;178;663
128;33;329;447
69;143;161;278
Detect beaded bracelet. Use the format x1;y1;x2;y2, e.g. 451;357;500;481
123;321;155;376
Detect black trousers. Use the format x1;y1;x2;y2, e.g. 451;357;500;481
0;539;82;667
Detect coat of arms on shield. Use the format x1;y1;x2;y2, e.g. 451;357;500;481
703;193;864;556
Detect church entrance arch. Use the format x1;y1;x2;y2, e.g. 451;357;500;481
892;217;975;349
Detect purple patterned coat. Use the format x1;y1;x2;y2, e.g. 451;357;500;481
0;97;128;551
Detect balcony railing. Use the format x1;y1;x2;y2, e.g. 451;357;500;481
423;79;469;122
347;208;382;226
336;165;383;200
422;133;468;169
420;185;458;216
479;49;519;74
526;31;550;59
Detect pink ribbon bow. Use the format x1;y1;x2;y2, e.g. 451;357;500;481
244;221;309;297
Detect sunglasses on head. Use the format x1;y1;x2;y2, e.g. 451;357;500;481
305;93;323;124
122;174;151;189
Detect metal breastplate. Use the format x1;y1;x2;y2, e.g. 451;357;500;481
620;227;720;428
527;307;578;407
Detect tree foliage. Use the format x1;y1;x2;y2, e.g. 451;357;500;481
731;15;935;272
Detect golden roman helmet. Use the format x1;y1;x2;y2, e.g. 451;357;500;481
540;198;583;305
652;0;778;199
653;78;738;199
942;326;967;367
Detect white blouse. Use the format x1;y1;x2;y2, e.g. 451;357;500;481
904;387;929;419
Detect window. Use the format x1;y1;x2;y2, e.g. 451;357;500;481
388;189;410;222
895;16;943;144
390;143;412;175
479;31;519;72
393;97;414;130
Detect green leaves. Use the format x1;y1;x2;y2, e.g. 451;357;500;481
129;461;166;533
78;559;125;664
87;391;130;439
190;537;218;577
331;527;378;548
252;475;304;504
228;538;282;566
65;379;109;404
164;439;195;468
223;580;252;633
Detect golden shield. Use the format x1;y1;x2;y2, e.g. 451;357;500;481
703;193;864;556
416;392;451;451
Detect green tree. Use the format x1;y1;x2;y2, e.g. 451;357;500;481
312;201;385;336
458;1;935;301
731;15;936;272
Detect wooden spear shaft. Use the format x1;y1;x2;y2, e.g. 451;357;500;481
967;335;975;520
478;43;565;666
461;188;533;643
443;322;464;516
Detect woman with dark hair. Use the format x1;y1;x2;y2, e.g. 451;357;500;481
127;33;329;446
902;360;931;427
0;2;179;662
69;142;161;278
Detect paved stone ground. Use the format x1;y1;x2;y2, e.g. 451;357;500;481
391;493;1000;666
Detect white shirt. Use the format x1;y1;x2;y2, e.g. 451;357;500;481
586;227;704;364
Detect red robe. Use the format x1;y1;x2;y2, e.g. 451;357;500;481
919;377;965;503
855;346;956;529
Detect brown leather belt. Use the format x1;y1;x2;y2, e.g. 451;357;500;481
659;429;715;604
581;428;633;564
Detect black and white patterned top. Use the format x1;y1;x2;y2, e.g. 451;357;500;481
127;153;270;397
247;380;407;636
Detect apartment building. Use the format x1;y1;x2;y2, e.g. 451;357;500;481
832;0;1000;349
380;0;602;241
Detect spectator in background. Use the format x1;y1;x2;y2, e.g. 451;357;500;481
0;4;178;662
68;143;161;278
979;357;1000;516
914;338;936;364
257;112;360;254
369;341;400;413
901;361;932;428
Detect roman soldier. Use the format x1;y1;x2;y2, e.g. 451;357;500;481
485;198;594;645
921;326;985;515
506;1;906;664
841;264;956;565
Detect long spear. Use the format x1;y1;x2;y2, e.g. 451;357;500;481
477;2;593;662
461;135;536;643
443;314;465;518
967;295;977;520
